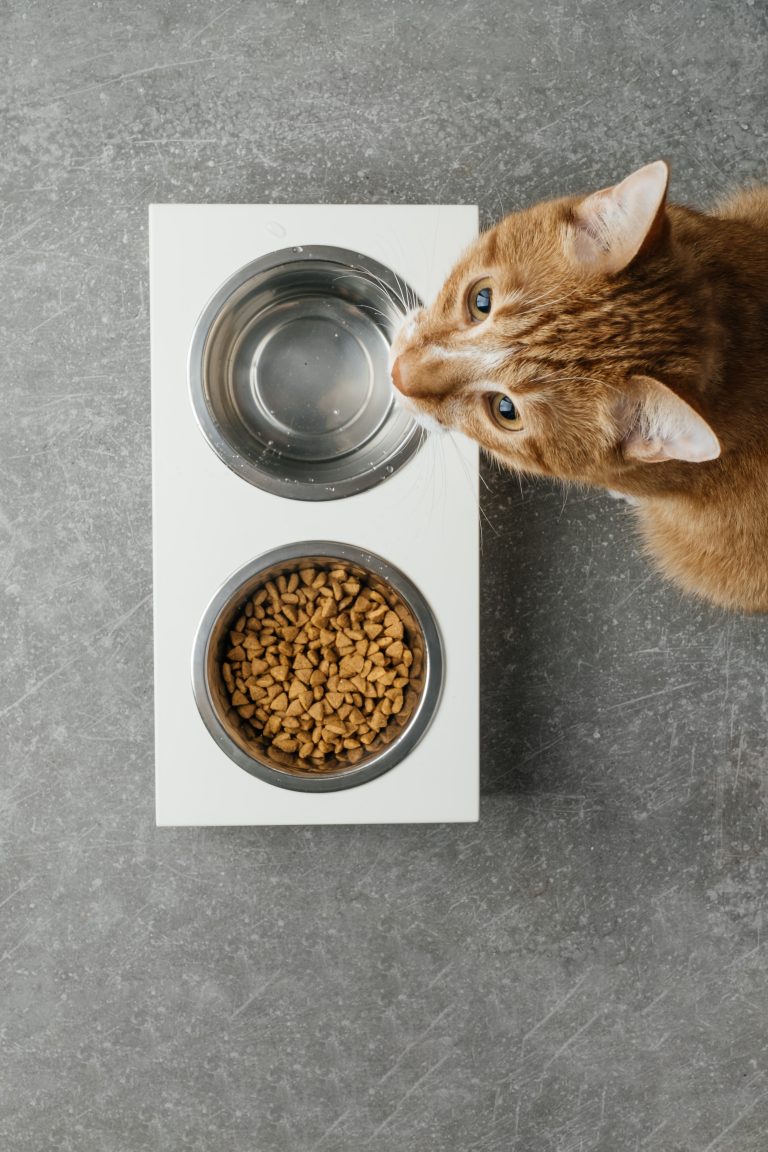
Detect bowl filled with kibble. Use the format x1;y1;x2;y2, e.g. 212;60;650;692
192;542;443;791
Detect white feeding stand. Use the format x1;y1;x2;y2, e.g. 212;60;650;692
150;204;479;825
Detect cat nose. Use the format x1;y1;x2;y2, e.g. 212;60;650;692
390;354;406;393
391;351;417;396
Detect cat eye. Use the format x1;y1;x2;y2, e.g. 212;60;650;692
468;278;493;322
490;393;523;430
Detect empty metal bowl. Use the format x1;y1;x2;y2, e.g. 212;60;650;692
192;542;443;792
189;246;423;500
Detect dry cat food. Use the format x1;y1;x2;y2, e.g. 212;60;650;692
219;565;421;771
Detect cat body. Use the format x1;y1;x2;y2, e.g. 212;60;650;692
390;164;768;611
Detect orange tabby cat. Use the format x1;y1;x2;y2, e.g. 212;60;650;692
390;162;768;612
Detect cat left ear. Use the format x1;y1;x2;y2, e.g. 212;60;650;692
619;375;720;464
565;160;670;275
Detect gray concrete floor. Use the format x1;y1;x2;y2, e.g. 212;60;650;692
2;2;767;1149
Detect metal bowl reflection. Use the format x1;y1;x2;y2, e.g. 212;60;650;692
189;247;422;500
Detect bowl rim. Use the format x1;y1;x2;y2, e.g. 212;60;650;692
191;540;444;792
188;245;424;502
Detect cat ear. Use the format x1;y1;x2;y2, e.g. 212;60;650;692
620;375;720;464
565;161;670;275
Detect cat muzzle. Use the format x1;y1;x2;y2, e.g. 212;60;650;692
390;350;439;399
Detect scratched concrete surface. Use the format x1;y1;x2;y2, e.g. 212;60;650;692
2;1;767;1149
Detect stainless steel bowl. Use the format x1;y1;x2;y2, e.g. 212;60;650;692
192;542;444;792
189;246;422;500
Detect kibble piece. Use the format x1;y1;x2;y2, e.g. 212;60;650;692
308;701;325;723
272;733;298;753
264;714;282;737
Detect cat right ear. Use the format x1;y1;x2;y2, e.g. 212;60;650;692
564;161;670;275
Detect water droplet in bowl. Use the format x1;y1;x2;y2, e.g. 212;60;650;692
266;220;286;238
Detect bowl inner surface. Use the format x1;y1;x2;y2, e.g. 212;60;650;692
194;544;443;793
191;247;422;500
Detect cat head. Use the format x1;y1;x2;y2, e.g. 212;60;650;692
390;162;720;488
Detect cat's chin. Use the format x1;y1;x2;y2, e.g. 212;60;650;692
392;392;446;435
410;410;446;436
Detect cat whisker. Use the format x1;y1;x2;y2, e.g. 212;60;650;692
356;301;396;325
330;271;407;322
444;428;497;544
367;266;415;317
392;267;417;314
